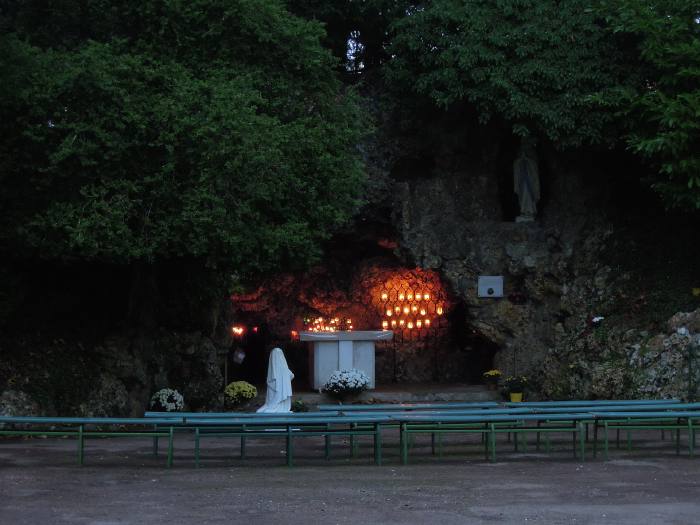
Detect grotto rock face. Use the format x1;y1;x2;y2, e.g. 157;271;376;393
392;156;612;380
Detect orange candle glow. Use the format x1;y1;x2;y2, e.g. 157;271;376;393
420;308;426;316
399;319;405;326
403;306;410;314
382;320;389;329
407;321;414;329
391;320;397;327
407;293;414;301
386;309;392;316
425;319;431;326
416;320;422;328
381;292;388;301
437;306;443;315
424;293;430;300
415;293;422;301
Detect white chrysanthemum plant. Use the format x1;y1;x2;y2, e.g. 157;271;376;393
149;388;185;412
322;369;370;400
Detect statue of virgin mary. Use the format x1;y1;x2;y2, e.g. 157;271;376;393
256;347;295;413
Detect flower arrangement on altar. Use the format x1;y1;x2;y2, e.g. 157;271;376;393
322;369;370;399
224;381;258;406
150;388;184;412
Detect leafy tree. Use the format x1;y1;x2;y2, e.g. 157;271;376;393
595;1;700;209
384;0;632;147
0;0;367;283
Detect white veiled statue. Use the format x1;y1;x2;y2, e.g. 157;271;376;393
256;347;295;413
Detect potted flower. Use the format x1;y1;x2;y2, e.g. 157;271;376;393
149;388;185;412
224;381;258;408
501;376;528;402
482;369;502;390
322;369;370;402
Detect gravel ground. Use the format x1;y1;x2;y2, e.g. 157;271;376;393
1;431;699;524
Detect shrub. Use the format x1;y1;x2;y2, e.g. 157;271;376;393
149;388;184;412
291;399;309;412
224;381;257;406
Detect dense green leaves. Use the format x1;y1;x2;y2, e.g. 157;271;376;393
0;1;367;278
385;0;631;146
595;1;700;209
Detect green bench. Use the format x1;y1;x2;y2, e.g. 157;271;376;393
590;410;700;459
0;416;180;466
319;401;499;411
183;414;392;467
394;412;592;464
144;411;342;458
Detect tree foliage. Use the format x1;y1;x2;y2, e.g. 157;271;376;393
385;0;632;147
0;1;367;279
595;1;700;209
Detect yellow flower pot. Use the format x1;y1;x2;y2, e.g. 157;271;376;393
509;392;523;402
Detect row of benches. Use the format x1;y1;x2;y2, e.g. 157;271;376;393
1;399;698;467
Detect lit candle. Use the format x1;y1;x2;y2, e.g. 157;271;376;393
411;305;418;313
398;293;405;301
395;306;401;313
416;293;422;301
407;293;413;301
382;320;389;329
407;321;414;329
391;320;397;327
424;293;430;300
416;320;422;328
420;308;426;316
425;319;431;326
403;306;409;314
399;319;405;326
386;309;392;316
347;319;352;324
381;292;388;301
437;306;443;315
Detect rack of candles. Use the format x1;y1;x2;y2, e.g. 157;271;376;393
377;285;444;338
303;316;354;332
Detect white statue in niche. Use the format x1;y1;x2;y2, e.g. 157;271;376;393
513;137;540;222
256;347;295;413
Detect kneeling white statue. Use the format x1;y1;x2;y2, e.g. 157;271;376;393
256;347;295;413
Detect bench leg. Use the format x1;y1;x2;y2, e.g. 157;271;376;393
152;424;159;456
604;422;609;461
401;424;409;465
350;423;358;458
578;422;585;462
166;427;174;468
325;423;331;460
676;426;681;456
286;426;293;468
688;421;694;457
627;418;632;452
240;424;246;460
374;423;382;466
78;425;85;466
593;421;599;459
195;428;200;468
489;424;497;463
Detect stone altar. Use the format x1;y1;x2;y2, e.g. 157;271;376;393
300;331;394;390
